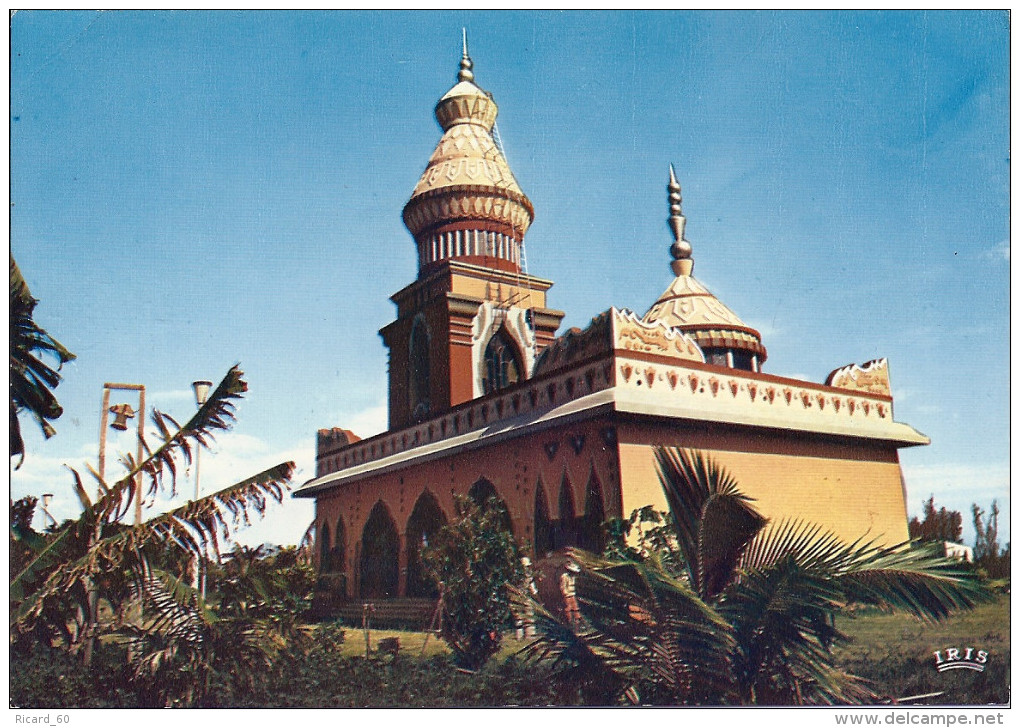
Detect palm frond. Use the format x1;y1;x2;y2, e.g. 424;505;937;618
518;548;736;704
9;255;75;464
831;539;991;621
11;461;294;633
722;519;989;703
654;447;766;600
720;553;861;703
87;365;249;525
741;520;990;621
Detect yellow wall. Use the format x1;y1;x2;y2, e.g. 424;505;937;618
617;422;910;546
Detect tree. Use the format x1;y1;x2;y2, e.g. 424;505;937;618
908;496;963;544
9;365;296;697
972;501;1000;562
421;494;524;670
9;255;76;467
972;501;1008;579
518;448;989;705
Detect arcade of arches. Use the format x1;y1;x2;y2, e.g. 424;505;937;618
313;422;617;600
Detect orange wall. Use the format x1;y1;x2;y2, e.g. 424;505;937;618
314;417;621;595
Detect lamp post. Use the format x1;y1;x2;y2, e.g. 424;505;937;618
192;380;212;501
40;493;56;529
192;380;212;599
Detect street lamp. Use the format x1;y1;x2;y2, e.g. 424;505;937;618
192;381;212;500
192;380;213;599
40;493;56;529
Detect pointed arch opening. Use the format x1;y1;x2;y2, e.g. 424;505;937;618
409;315;432;423
331;516;346;574
469;478;513;535
405;491;447;598
482;327;523;395
555;474;577;549
533;481;554;559
578;470;606;554
359;501;400;599
318;522;332;573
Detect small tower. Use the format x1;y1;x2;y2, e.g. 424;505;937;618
643;166;767;371
381;38;564;428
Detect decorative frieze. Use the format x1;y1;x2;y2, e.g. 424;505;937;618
825;358;892;397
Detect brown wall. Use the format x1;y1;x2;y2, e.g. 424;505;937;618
616;419;910;546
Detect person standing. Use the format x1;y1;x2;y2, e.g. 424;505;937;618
561;560;581;628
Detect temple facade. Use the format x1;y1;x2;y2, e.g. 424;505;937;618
294;46;928;603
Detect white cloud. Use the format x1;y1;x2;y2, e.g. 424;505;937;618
982;239;1009;262
10;431;317;547
743;317;780;342
148;432;318;548
329;402;388;440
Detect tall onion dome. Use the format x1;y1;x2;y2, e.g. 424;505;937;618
402;38;534;275
643;165;767;372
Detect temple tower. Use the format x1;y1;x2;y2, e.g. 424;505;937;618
381;39;564;429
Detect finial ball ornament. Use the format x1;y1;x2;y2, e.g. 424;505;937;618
671;240;692;260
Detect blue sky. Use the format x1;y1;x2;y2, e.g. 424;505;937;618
10;10;1010;548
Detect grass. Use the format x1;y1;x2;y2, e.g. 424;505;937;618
834;594;1010;705
336;595;1011;705
331;623;531;659
12;595;1010;707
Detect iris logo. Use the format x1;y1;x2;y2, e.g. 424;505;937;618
933;647;989;673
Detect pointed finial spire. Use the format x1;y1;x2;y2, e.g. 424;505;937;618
667;164;693;276
458;28;475;83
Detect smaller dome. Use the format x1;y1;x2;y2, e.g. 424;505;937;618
643;166;766;369
643;276;766;359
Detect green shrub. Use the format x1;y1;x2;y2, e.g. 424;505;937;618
421;495;524;670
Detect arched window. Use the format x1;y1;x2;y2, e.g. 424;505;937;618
319;522;332;573
578;471;606;554
331;516;346;574
555;475;578;549
468;478;514;535
483;327;523;395
405;491;447;598
409;316;431;422
359;501;400;599
533;482;554;559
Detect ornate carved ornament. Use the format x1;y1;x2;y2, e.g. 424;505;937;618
611;308;705;362
403;185;534;239
825;358;892;397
